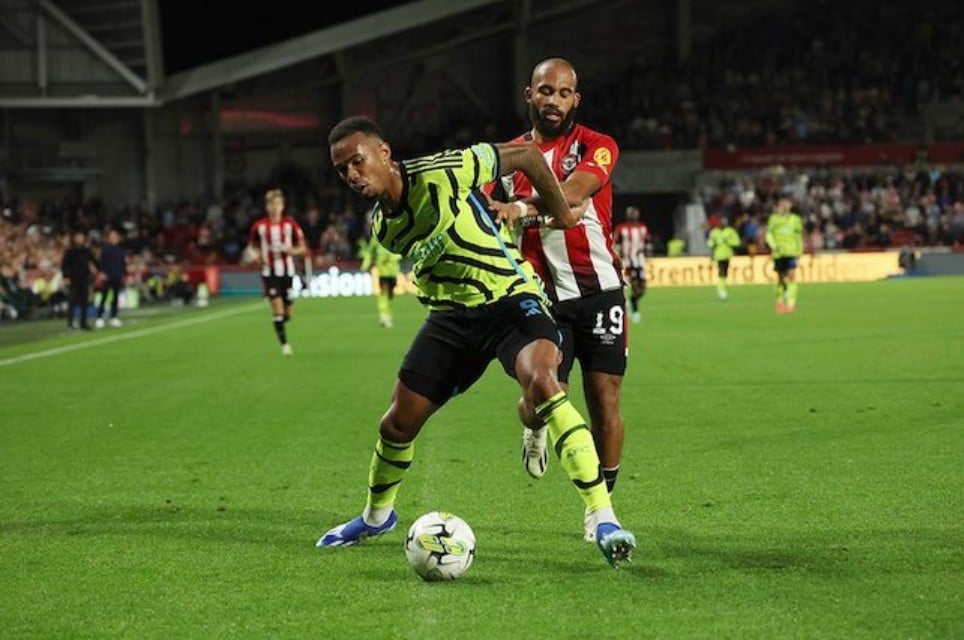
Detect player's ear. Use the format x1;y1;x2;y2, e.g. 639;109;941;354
379;141;391;163
573;91;581;109
524;86;532;103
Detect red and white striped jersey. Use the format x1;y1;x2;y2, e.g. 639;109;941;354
499;124;622;302
248;216;305;277
614;222;648;269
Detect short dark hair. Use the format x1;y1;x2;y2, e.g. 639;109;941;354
328;116;384;146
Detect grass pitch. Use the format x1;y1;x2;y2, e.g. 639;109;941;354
1;278;962;639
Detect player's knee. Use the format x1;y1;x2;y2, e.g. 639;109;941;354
379;406;424;443
523;370;562;408
379;412;412;443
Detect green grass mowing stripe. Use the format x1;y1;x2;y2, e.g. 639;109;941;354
0;279;961;638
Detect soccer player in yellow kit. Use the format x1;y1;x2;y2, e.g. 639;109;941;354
707;217;741;300
359;236;401;328
766;198;804;313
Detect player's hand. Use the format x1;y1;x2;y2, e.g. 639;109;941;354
545;199;589;228
570;198;589;219
486;194;526;230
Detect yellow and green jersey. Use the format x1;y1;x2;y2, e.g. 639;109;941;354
765;212;803;258
372;143;541;310
708;226;741;261
359;237;401;278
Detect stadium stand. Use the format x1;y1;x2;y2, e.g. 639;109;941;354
1;0;961;322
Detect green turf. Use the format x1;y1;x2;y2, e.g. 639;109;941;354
1;278;962;639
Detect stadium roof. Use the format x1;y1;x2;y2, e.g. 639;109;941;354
0;0;610;108
160;0;506;101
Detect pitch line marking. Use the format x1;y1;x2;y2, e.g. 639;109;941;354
0;302;261;368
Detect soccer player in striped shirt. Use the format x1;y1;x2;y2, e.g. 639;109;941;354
765;198;804;313
317;116;635;567
246;189;306;355
487;58;630;541
614;206;649;322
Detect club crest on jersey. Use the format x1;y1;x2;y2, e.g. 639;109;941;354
561;153;579;174
560;140;584;177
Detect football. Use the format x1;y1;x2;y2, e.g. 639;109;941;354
404;511;476;581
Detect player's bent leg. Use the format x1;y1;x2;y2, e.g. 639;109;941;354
514;339;635;567
318;380;438;548
518;323;568;480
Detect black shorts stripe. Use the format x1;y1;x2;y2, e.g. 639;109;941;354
553;424;589;458
369;479;402;494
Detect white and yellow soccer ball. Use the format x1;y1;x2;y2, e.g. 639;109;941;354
404;511;476;581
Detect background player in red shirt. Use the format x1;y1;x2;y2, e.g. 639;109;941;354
613;206;649;323
246;189;306;356
488;58;630;541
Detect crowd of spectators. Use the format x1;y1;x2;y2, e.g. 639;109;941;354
701;165;964;255
582;1;962;150
417;1;961;152
0;183;367;321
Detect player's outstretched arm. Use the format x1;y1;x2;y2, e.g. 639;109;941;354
494;142;577;229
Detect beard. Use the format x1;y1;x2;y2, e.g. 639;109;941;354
529;102;577;139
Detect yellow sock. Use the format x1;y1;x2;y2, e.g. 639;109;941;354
787;281;798;306
536;392;610;512
366;438;413;513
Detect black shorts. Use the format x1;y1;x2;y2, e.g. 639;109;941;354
553;288;628;384
717;259;730;278
774;257;798;275
379;276;397;299
399;293;560;406
262;276;293;304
